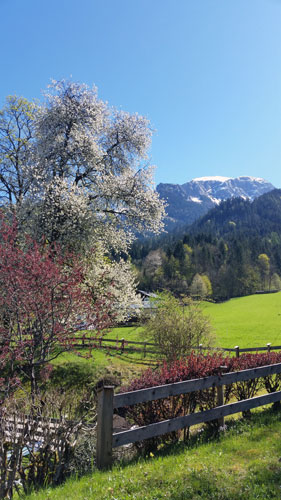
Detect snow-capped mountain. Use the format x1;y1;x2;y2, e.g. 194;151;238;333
157;176;275;229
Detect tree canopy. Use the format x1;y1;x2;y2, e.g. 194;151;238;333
0;81;165;254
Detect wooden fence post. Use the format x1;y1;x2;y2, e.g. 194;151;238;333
217;366;227;428
235;346;240;358
121;338;125;354
96;386;114;469
267;343;271;353
143;342;147;358
217;385;224;427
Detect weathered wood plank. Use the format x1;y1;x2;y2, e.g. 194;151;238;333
114;376;223;408
114;362;281;408
96;386;114;469
217;348;235;352
217;385;224;427
239;347;275;352
112;391;281;447
222;363;281;384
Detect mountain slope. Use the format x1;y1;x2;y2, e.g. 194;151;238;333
157;176;275;229
191;188;281;238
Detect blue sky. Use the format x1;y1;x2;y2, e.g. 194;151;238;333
1;0;281;187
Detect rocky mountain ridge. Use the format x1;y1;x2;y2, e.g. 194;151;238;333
157;176;275;228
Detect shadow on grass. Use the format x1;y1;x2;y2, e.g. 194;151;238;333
48;362;102;391
114;406;281;499
111;351;158;366
117;405;281;466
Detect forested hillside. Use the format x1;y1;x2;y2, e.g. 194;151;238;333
131;189;281;301
193;189;281;237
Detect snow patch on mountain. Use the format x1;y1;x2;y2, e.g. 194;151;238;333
193;176;231;182
208;196;221;205
189;196;202;203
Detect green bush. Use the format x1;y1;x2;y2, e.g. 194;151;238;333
142;293;215;362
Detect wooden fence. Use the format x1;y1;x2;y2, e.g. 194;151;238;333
3;416;60;448
2;414;95;456
71;336;281;358
71;336;158;357
96;361;281;469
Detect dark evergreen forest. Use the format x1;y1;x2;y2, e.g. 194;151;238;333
131;189;281;301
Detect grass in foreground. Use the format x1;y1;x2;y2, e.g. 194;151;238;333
22;407;281;500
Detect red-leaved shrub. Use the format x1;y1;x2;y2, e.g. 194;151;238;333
119;351;281;449
120;352;231;447
229;352;281;402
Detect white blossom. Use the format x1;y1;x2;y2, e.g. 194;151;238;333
25;79;166;253
83;244;142;322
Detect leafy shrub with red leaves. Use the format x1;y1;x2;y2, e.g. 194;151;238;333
0;215;114;401
229;352;281;402
120;352;231;447
228;354;265;403
120;351;281;449
258;352;281;395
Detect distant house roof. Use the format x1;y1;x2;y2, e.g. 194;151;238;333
137;290;158;299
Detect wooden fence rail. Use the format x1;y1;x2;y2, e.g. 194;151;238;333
112;391;281;449
96;361;281;469
70;337;159;357
71;336;281;358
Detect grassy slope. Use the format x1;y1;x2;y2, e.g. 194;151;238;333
50;326;153;388
52;293;281;387
22;408;281;500
106;293;281;350
51;347;150;387
203;292;281;348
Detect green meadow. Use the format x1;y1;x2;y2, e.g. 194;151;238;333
105;292;281;351
110;293;281;349
203;292;281;348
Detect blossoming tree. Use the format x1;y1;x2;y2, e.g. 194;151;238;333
0;81;165;315
8;80;163;252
